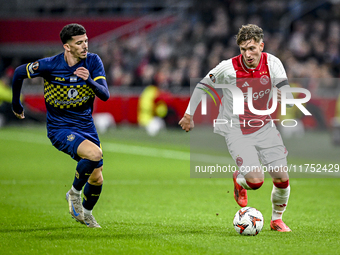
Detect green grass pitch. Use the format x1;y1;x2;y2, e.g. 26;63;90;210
1;125;340;254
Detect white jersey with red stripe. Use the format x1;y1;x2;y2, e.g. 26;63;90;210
193;52;289;136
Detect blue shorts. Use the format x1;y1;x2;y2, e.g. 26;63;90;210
48;128;102;165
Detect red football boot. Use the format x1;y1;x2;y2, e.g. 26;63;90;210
233;170;248;207
270;219;292;232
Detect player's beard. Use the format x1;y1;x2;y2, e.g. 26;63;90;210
79;50;88;59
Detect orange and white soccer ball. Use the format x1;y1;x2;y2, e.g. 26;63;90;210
233;207;264;236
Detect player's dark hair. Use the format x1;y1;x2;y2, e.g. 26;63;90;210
236;24;264;45
60;23;86;44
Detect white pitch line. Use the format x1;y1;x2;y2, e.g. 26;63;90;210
0;131;233;164
0;179;229;186
1;131;339;177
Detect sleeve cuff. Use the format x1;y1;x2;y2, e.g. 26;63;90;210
276;80;289;88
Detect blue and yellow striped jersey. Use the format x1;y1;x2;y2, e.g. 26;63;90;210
25;52;106;131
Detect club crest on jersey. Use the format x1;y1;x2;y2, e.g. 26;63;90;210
70;76;77;82
260;75;269;85
28;61;39;74
67;134;75;142
68;88;79;99
236;156;243;167
209;74;216;83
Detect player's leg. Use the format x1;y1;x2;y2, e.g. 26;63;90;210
233;166;264;207
66;138;102;225
228;140;264;207
72;139;102;192
257;125;291;232
82;166;103;228
266;158;291;232
72;139;103;228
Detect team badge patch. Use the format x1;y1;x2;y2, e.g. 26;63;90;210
236;157;243;167
260;75;269;85
67;134;75;142
68;88;79;99
28;61;39;74
209;74;216;83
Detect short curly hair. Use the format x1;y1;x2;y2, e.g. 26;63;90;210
235;24;264;45
60;23;86;44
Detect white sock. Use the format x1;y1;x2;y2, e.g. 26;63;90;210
271;185;290;220
71;186;81;195
236;173;251;190
83;208;92;216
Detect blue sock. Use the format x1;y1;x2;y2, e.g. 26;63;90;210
82;182;102;210
72;159;99;191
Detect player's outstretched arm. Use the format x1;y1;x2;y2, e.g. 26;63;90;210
179;113;194;132
74;67;110;101
12;64;27;119
277;85;294;108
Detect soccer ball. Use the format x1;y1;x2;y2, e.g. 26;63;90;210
233;207;264;236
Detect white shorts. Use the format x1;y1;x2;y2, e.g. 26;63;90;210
225;123;288;175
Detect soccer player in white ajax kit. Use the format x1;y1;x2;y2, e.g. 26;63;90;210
179;24;294;232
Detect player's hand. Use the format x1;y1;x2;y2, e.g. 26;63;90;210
74;67;90;80
179;113;194;132
12;110;25;119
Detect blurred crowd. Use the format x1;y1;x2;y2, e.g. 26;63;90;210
94;0;340;93
1;0;340;93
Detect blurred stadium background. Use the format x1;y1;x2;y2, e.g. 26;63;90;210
2;1;340;254
1;0;340;135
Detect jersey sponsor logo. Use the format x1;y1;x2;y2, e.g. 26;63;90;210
55;77;65;81
252;88;271;100
260;75;269;85
236;156;243;167
44;81;95;109
209;74;216;83
28;61;39;74
242;88;271;101
54;96;90;106
242;82;249;87
67;134;75;141
68;88;79;98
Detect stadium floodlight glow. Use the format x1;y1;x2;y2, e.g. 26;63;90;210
200;85;312;116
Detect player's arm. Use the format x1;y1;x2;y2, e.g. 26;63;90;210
276;84;294;108
74;67;110;101
179;77;216;132
12;64;29;119
179;87;205;132
270;55;294;108
12;60;46;119
180;61;225;132
87;75;110;101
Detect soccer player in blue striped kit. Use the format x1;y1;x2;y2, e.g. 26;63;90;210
11;23;110;228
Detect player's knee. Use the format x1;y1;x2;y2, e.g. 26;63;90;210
246;178;264;190
89;167;103;185
273;177;289;183
90;175;103;186
273;178;289;189
88;147;102;161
